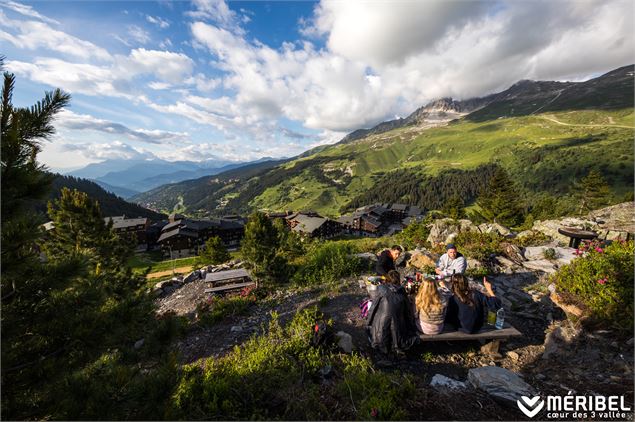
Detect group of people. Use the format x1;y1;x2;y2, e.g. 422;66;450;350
367;244;501;354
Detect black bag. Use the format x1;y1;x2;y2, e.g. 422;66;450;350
311;320;333;347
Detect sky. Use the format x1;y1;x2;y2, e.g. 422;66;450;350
2;0;633;171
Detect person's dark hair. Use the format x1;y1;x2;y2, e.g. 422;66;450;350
391;245;403;252
451;274;474;307
385;270;401;285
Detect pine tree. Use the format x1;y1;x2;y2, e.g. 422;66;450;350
43;188;134;276
241;212;280;278
577;169;611;214
1;59;70;283
273;218;304;259
197;235;230;266
477;166;525;227
442;194;465;220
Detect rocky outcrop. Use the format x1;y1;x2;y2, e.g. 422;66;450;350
531;217;600;245
427;218;479;245
587;202;635;239
467;366;537;404
407;249;439;270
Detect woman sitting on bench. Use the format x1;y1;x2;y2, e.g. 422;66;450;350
445;274;501;334
414;277;453;335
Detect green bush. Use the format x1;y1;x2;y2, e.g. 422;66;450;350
543;247;557;260
453;231;503;262
196;290;257;326
511;231;551;247
552;240;634;333
292;242;363;285
397;218;431;249
169;307;413;420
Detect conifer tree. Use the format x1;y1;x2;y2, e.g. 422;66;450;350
477;166;525;227
241;212;280;278
43;188;134;276
442;194;465;220
577;169;611;214
1;58;70;282
197;235;230;266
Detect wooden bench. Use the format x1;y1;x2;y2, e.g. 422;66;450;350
204;268;254;294
419;323;521;342
419;323;522;354
204;281;255;294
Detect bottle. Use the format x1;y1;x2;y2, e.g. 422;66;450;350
495;308;505;330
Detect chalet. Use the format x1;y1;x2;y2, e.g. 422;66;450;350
105;216;151;250
157;217;245;257
289;214;343;239
340;203;426;235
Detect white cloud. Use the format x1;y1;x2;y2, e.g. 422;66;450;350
60;141;157;161
56;110;190;145
146;14;170;29
7;48;194;98
305;0;488;68
117;48;194;81
0;10;112;61
0;0;60;24
186;0;242;32
127;25;151;44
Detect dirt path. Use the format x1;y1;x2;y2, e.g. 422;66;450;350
539;114;634;129
147;266;193;279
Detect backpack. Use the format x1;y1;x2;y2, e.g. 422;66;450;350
311;320;333;347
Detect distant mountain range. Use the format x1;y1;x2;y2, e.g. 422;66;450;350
68;157;278;198
132;64;635;218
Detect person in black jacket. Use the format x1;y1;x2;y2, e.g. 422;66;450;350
366;270;419;354
445;274;501;334
375;245;403;276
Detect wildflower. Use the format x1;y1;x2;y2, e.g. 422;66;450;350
597;278;607;285
371;408;379;418
594;247;604;253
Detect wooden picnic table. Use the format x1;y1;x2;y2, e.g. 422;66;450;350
557;226;598;248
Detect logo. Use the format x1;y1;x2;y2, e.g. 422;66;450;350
517;396;545;418
517;393;632;419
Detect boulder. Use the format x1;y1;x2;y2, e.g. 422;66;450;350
183;270;200;284
466;257;484;270
335;331;353;353
407;250;438;270
154;280;173;290
521;259;558;274
542;325;581;359
467;366;537;404
427;218;478;245
478;222;512;236
134;338;145;350
430;374;467;390
586;202;635;235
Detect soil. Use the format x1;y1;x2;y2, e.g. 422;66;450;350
147;266;193;279
157;269;634;420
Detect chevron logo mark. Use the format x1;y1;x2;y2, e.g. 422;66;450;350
517;396;545;418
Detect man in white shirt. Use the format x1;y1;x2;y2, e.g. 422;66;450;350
435;243;467;277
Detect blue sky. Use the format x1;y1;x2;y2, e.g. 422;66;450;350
2;0;633;171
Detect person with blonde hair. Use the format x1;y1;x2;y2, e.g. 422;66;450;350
414;277;453;335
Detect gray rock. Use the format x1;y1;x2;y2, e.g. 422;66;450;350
134;338;145;350
626;338;634;346
430;374;467;390
522;259;558;274
319;365;333;378
479;222;511;236
468;366;537;404
427;218;478;245
230;325;243;333
532;217;600;245
183;270;200;283
335;331;353;353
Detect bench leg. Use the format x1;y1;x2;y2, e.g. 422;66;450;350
480;339;501;355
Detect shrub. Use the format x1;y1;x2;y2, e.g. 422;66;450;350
543;247;557;260
168;307;413;420
511;231;551;247
196;293;256;326
453;231;503;262
397;218;431;249
292;242;362;285
551;240;634;333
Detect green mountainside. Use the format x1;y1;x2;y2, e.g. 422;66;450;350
133;65;634;218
